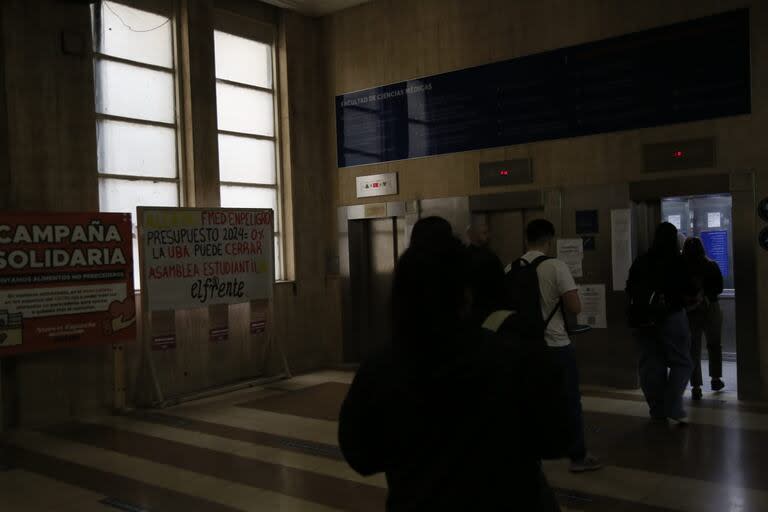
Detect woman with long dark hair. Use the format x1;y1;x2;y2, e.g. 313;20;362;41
682;237;725;399
627;222;698;422
338;217;564;511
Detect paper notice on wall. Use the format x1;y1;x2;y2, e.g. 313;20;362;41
577;284;607;329
557;239;584;278
611;209;632;291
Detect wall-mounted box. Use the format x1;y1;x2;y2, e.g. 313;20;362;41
479;159;532;187
643;138;716;172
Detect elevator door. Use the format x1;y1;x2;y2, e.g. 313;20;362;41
661;195;737;390
487;211;524;266
486;209;546;266
346;217;405;361
368;218;399;354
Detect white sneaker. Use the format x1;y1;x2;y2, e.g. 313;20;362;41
569;453;603;473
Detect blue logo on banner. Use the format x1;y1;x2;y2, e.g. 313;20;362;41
700;230;730;278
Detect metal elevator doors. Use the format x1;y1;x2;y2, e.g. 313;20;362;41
483;208;546;266
345;217;406;362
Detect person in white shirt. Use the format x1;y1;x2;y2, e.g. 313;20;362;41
521;219;602;473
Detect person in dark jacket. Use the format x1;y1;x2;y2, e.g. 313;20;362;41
682;237;725;399
466;221;506;325
409;216;453;251
338;217;565;511
627;223;699;422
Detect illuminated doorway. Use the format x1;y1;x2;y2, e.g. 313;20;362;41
662;194;736;395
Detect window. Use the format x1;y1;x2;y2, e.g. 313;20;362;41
214;29;282;279
92;1;180;286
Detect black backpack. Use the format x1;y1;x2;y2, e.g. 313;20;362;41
504;255;562;341
626;255;666;328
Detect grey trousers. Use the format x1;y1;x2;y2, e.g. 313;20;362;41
636;310;693;420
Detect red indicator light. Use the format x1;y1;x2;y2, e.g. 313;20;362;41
673;151;684;158
372;182;379;188
499;170;509;176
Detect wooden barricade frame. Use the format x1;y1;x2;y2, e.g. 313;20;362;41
136;206;289;408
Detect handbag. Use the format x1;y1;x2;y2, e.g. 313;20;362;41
628;291;667;329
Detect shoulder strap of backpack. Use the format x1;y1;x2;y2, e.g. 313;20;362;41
530;255;552;268
543;298;563;329
508;254;550;272
530;255;561;330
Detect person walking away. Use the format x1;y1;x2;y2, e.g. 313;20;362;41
682;237;725;399
466;221;506;325
627;223;698;422
506;219;601;473
338;217;564;511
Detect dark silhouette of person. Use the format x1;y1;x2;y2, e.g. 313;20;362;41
627;222;698;422
682;237;725;399
338;217;564;511
408;215;453;251
466;221;506;325
519;219;601;472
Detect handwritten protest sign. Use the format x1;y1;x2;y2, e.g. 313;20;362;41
139;208;274;311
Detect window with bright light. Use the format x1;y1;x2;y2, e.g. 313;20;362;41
214;30;282;280
91;1;180;286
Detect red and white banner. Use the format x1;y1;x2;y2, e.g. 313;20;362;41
0;212;136;355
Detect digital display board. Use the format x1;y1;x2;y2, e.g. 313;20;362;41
336;10;750;168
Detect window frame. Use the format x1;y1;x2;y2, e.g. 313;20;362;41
93;0;183;191
214;11;285;281
91;0;185;288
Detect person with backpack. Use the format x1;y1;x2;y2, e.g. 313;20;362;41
338;217;566;511
505;219;602;473
682;237;725;399
627;223;698;422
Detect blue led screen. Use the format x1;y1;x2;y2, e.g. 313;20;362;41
701;230;730;278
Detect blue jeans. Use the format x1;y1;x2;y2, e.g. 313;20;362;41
636;310;693;420
548;344;587;461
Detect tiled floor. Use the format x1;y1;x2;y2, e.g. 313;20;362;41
2;370;768;511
